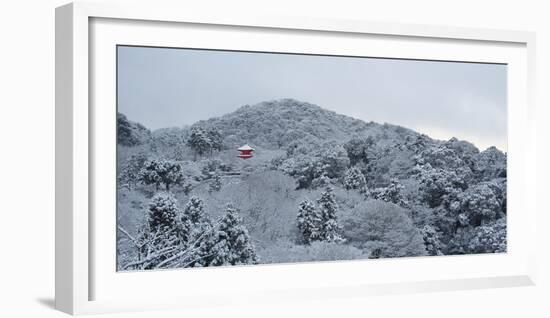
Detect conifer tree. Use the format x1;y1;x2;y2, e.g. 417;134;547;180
207;128;224;154
343;166;367;192
180;196;209;242
187;127;212;160
317;186;344;242
138;159;184;191
178;196;218;267
296;199;322;244
182;196;207;225
147;193;180;231
210;204;258;266
133;193;182;269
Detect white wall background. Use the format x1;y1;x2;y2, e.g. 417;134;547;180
0;0;548;317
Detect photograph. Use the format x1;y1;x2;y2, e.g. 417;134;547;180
116;45;507;271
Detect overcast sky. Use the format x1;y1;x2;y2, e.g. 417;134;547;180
118;46;507;151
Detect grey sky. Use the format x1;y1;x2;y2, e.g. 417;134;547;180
118;46;507;151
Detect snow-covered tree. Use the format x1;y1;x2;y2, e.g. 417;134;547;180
453;182;503;227
188;221;218;267
368;178;408;207
343;136;374;166
443;137;480;171
181;196;206;224
468;218;506;253
126;193;182;269
179;196;218;267
117;112;151;146
296;200;322;244
416;165;466;208
343;200;427;258
447;218;506;254
138;159;184;191
474;146;507;180
210;204;259;266
317;186;344;243
187;127;211;160
207;127;223;154
414;142;475;183
209;174;222;193
279;155;323;189
402;134;431;154
343;166;366;192
118;153;147;189
319;144;350;180
147;193;180;231
431;180;505;240
421;225;443;256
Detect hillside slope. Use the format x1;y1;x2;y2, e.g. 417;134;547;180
193;98;421;150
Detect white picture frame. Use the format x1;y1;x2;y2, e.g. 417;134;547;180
55;1;537;315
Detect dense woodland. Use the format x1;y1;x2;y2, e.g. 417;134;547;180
116;99;507;271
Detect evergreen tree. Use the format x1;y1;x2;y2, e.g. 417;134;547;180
147;193;180;231
179;196;208;242
210;204;258;266
296;200;322;244
187;127;212;160
133;193;182;269
207;128;223;154
138;159;184;191
343;166;366;192
189;222;218;267
182;196;207;225
317;186;343;243
179;196;218;267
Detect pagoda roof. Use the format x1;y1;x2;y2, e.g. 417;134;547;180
238;144;254;151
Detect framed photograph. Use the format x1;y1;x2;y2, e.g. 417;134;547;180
56;2;537;315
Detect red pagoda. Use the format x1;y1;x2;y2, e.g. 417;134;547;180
237;144;254;159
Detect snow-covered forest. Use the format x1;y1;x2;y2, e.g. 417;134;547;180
117;98;507;271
